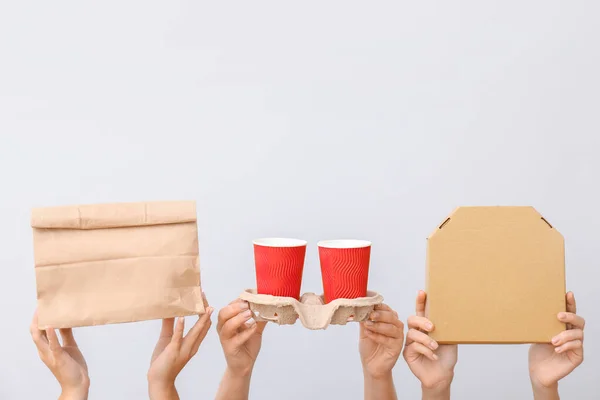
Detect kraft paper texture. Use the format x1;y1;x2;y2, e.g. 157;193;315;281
426;206;566;344
240;289;383;330
32;201;205;329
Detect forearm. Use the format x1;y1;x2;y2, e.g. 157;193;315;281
149;383;179;400
422;385;451;400
215;368;252;400
364;372;397;400
531;382;560;400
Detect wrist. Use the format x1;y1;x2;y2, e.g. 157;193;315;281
363;370;396;400
59;384;89;400
531;380;559;400
148;380;178;400
226;365;254;379
364;369;393;382
422;381;452;400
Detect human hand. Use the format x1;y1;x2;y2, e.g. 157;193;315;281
529;292;584;393
30;310;89;400
217;299;267;378
359;303;405;380
148;307;213;400
403;291;457;396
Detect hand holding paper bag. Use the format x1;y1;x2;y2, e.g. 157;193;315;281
148;303;214;400
30;310;89;400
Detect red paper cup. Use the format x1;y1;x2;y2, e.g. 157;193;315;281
318;239;371;303
253;238;307;300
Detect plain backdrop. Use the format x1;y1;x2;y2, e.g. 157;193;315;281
1;1;598;399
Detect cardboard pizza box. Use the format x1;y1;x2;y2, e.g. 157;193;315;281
426;206;566;344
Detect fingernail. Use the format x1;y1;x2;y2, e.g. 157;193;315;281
240;302;249;310
426;322;433;331
432;353;439;360
551;336;559;344
370;312;379;320
430;340;438;350
242;310;252;318
365;320;374;326
555;346;562;353
558;312;566;319
245;317;256;326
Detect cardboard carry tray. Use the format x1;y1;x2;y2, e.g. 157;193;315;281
239;289;383;330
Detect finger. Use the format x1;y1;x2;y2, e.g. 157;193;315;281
416;290;427;317
46;329;63;354
30;309;39;332
363;328;399;349
372;304;400;321
239;320;266;335
30;312;49;354
364;321;403;339
182;307;213;350
30;310;49;340
191;316;213;354
220;309;254;340
30;311;46;342
184;309;213;344
558;312;585;330
555;339;583;354
59;329;77;347
406;328;439;350
404;342;438;361
160;318;175;338
170;317;185;348
407;315;434;332
374;303;393;312
370;309;404;330
255;321;267;335
566;292;576;314
183;308;213;355
217;302;249;332
551;329;584;347
233;323;258;347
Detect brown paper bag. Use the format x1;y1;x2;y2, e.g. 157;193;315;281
31;201;205;329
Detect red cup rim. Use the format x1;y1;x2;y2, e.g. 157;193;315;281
253;238;307;247
317;239;371;249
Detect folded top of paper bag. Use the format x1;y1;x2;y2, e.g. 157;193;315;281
31;201;197;230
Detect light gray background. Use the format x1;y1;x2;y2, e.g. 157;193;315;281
1;1;598;399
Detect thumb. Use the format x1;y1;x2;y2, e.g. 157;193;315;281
255;321;268;335
359;322;369;339
416;290;427;317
